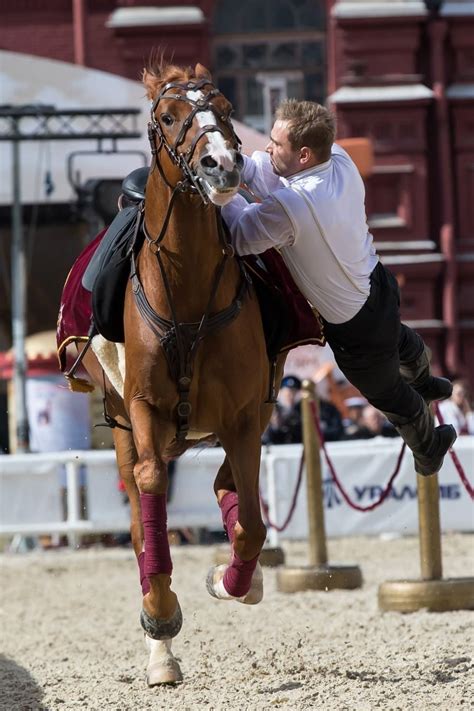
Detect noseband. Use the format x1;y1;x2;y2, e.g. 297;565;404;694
147;77;241;203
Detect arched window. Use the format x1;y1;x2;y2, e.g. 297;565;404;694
212;0;326;132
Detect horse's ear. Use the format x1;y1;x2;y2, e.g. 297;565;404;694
194;63;212;81
142;69;160;100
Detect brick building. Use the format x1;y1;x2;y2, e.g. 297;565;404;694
0;0;326;131
1;0;473;384
327;0;474;385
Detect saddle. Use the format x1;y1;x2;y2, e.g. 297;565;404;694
81;168;148;342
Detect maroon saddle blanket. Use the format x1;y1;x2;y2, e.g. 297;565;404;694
57;229;325;370
57;229;105;371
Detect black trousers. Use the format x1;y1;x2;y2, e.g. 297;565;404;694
322;262;425;421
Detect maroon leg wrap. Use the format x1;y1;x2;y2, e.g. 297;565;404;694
220;491;239;543
138;551;151;595
223;552;259;597
140;492;172;578
219;491;258;597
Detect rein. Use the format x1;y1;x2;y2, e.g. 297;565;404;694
131;77;248;441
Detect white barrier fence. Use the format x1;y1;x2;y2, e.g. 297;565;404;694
0;438;473;546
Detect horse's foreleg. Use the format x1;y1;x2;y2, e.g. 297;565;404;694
113;425;182;684
128;400;182;641
208;419;266;604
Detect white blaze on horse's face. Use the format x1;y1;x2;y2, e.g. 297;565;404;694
186;89;241;206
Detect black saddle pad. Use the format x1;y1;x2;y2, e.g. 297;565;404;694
243;255;291;360
91;209;144;342
83;206;138;291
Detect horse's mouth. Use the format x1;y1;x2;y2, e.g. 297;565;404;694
200;180;239;207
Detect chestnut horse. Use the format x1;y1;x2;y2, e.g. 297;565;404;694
73;62;284;684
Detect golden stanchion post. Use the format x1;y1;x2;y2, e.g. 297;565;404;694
276;379;363;593
378;469;474;612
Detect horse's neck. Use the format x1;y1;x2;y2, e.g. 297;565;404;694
142;189;238;316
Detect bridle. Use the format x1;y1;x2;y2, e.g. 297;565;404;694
147;77;241;204
129;77;250;441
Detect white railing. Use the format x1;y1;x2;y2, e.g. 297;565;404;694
1;438;472;547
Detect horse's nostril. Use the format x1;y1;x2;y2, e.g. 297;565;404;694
201;155;218;169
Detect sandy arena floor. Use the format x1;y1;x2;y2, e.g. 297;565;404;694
1;534;473;711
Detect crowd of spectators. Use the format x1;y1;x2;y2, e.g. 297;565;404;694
263;373;474;445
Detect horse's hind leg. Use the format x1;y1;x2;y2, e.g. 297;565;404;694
112;427;144;564
208;417;266;604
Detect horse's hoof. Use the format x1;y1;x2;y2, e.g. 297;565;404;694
140;602;183;640
206;562;264;605
145;636;183;686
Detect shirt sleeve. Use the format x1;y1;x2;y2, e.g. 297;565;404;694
222;192;295;256
241;151;286;199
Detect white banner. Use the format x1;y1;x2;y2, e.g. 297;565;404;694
264;437;474;539
27;376;91;453
0;438;472;538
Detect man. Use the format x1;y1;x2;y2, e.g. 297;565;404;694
360;405;398;439
438;379;474;435
222;99;456;475
262;374;302;445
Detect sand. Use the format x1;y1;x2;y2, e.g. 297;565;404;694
1;534;473;711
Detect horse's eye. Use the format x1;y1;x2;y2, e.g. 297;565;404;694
161;113;174;127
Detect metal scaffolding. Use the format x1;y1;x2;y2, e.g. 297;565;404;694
0;105;142;452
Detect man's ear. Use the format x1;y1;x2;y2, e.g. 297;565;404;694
299;146;312;165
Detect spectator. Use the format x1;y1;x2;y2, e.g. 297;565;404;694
343;396;369;439
263;375;303;444
262;375;345;444
319;397;345;442
438;380;474;435
361;405;398;438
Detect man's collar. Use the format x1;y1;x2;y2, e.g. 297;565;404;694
287;157;332;183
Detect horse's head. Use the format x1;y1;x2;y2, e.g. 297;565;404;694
143;62;243;207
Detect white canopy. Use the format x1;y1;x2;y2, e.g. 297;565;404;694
0;50;267;206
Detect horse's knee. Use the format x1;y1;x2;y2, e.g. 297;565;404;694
134;457;168;494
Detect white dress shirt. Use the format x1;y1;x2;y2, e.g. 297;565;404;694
222;144;378;324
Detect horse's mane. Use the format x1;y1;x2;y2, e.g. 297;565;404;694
143;51;210;100
144;51;197;87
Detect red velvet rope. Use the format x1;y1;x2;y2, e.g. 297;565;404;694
434;403;474;500
260;399;473;529
309;400;406;512
260;450;305;532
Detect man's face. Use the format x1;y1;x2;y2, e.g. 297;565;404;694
452;383;467;406
266;120;303;178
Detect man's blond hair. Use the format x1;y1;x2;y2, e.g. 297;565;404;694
275;99;336;162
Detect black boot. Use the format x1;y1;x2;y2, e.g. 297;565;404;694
383;402;457;476
400;346;452;404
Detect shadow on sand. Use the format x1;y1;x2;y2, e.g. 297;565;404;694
0;654;46;710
